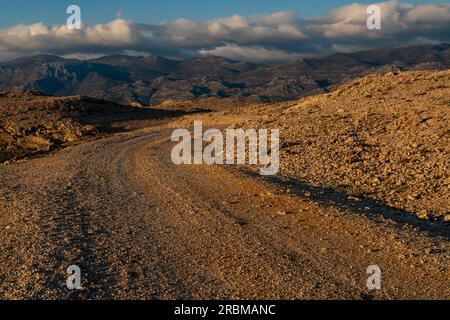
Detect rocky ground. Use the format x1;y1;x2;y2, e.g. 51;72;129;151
0;71;448;300
222;70;449;221
0;120;448;300
0;91;190;162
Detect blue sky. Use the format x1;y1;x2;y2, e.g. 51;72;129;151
0;0;447;28
0;1;449;62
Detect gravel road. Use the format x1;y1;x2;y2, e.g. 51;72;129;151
0;123;448;299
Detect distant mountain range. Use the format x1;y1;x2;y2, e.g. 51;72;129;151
0;44;449;105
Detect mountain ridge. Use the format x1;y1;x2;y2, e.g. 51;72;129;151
0;43;449;105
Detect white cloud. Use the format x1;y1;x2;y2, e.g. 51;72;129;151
0;19;137;52
0;1;448;63
199;44;304;63
405;4;450;22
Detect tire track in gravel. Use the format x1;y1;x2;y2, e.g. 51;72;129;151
0;124;448;299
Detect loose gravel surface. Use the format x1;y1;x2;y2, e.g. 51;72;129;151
0;71;448;299
0;123;448;299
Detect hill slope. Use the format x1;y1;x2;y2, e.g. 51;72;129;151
0;92;180;162
226;70;450;220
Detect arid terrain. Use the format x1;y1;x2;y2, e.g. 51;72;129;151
0;70;448;300
223;70;450;221
0;91;193;162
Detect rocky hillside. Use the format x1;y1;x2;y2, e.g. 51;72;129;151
0;91;177;162
0;44;449;105
231;70;449;221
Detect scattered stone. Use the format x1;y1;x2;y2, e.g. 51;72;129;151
417;210;428;220
240;70;449;220
0;91;154;164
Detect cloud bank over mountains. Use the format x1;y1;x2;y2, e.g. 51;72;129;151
0;1;449;63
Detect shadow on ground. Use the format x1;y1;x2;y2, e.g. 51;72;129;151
242;169;450;241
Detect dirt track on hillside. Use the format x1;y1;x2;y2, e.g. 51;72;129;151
0;121;448;300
